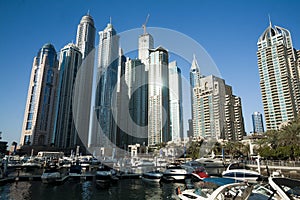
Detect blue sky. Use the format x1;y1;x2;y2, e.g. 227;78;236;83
1;0;300;145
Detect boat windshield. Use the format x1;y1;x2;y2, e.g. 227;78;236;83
228;163;250;170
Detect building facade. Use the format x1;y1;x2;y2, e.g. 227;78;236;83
53;43;83;151
92;23;119;147
148;46;170;145
168;61;183;142
76;14;96;59
190;63;245;141
252;112;265;133
73;14;96;151
120;58;148;146
20;43;59;146
138;33;154;70
257;23;300;130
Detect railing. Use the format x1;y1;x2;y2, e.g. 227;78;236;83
245;159;300;167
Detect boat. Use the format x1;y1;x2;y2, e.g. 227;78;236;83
41;165;65;184
95;165;119;188
162;163;189;182
268;177;300;199
195;157;226;175
22;158;41;171
141;170;163;183
68;163;82;179
222;162;261;182
191;166;209;180
176;178;253;200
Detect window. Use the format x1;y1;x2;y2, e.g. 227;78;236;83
26;122;32;130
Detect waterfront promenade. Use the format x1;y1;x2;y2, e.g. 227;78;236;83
245;159;300;179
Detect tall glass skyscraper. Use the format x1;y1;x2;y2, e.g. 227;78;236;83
257;22;300;130
168;61;183;142
74;14;96;150
252;112;264;133
148;46;170;145
53;43;83;152
20;43;59;146
92;23;119;148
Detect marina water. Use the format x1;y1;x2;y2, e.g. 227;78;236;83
0;179;182;200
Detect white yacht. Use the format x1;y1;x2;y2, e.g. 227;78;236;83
163;163;189;181
177;180;253;200
41;166;63;184
141;170;163;183
222;162;261;182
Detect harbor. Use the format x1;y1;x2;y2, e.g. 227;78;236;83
1;154;300;199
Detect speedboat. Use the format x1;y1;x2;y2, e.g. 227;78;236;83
191;167;209;180
162;163;189;182
142;170;163;183
222;162;261;183
268;177;300;199
176;178;253;200
95;165;119;188
41;166;62;184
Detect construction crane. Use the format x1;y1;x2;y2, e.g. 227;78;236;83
142;14;150;34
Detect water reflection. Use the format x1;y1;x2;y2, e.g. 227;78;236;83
1;179;181;200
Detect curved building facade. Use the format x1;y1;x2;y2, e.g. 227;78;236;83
20;43;59;146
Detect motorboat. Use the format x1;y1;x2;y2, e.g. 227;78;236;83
141;170;163;183
191;167;209;180
268;177;300;199
195;157;226;175
41;165;64;184
22;158;41;170
222;162;261;182
176;178;253;200
162;163;189;182
95;165;119;188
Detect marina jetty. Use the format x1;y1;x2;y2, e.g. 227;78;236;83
245;159;300;179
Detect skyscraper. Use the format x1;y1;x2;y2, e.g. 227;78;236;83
192;75;226;139
190;70;245;141
20;43;59;146
190;56;202;138
252;112;265;133
118;58;148;146
92;22;119;147
257;22;300;130
148;46;170;145
138;33;154;70
76;14;96;59
168;61;183;141
53;43;83;152
74;14;96;150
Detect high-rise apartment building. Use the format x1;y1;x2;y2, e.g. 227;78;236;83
192;75;226;139
257;23;300;130
76;14;96;59
148;46;170;145
252;112;264;133
20;44;59;146
120;58;148;146
53;43;83;152
138;33;154;70
168;61;183;141
73;14;96;150
92;23;119;147
190;59;245;141
190;56;202;138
